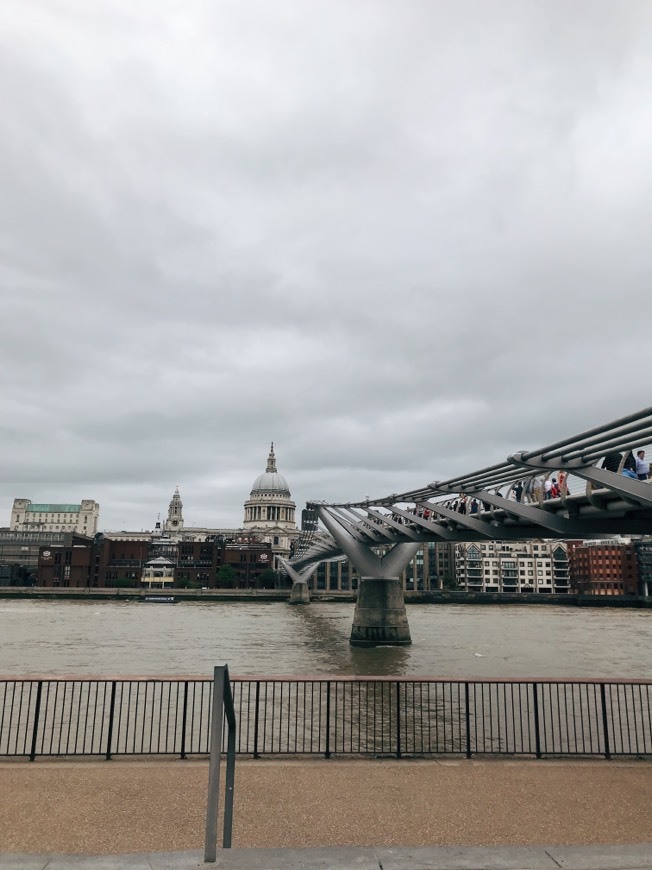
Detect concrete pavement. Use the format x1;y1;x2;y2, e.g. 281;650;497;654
1;844;652;869
1;758;650;868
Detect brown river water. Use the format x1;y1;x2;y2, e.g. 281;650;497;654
0;600;650;679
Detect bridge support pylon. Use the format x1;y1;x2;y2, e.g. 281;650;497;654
278;559;317;605
316;508;420;646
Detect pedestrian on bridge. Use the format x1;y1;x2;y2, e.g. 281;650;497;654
635;450;649;480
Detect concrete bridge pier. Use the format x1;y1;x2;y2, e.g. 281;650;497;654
316;508;420;646
278;559;317;605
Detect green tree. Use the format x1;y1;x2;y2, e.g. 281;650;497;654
441;573;459;590
217;564;237;588
255;568;277;589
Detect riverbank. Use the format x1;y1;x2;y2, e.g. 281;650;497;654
0;586;650;608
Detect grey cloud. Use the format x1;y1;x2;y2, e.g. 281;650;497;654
1;0;651;529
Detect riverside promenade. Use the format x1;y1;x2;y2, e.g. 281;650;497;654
1;757;651;868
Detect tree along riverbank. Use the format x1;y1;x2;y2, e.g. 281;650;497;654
0;586;650;608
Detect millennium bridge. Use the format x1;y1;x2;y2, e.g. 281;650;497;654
283;406;652;646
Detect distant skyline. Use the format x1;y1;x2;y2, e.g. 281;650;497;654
1;1;651;530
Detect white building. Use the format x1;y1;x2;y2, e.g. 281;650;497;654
243;443;299;562
10;499;100;536
455;540;570;593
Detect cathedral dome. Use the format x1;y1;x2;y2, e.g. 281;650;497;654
250;444;290;495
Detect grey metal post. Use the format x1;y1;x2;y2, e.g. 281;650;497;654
204;665;225;863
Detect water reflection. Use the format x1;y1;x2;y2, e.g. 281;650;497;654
292;605;411;676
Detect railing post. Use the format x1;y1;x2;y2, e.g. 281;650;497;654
105;681;117;761
396;681;402;759
29;681;43;762
464;682;472;759
253;681;260;759
600;683;612;759
532;683;542;759
204;666;226;863
325;681;331;759
180;681;189;760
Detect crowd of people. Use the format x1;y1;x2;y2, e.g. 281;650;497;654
374;448;650;525
603;449;650;481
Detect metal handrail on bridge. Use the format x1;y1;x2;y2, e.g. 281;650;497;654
291;406;652;566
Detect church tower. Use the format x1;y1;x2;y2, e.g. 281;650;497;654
164;486;184;533
243;444;298;561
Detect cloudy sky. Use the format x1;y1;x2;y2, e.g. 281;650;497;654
1;0;651;531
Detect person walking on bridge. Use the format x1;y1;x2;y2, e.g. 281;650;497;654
635;450;649;480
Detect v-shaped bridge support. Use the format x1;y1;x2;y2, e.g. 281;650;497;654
278;558;317;605
316;506;420;647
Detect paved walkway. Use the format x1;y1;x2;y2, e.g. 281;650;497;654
0;758;650;867
1;843;652;869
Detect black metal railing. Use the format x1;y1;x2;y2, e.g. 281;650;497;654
1;676;650;760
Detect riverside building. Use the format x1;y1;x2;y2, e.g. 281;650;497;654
455;541;570;593
10;499;99;535
567;539;639;596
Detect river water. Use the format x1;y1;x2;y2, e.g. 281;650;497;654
0;600;650;679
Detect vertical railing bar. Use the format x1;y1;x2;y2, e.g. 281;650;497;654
17;683;29;756
157;681;165;753
261;681;268;756
572;683;581;754
253;681;260;758
0;683;9;755
140;680;149;752
179;681;189;759
148;682;156;753
89;682;100;756
600;683;611;759
105;681;117;761
72;681;83;754
114;681;124;756
395;681;401;759
128;682;138;754
629;685;639;755
623;684;633;755
0;683;7;754
64;681;75;755
52;681;64;755
616;682;625;755
556;684;563;755
325;681;331;759
29;681;43;762
464;682;471;759
532;683;541;759
40;681;53;756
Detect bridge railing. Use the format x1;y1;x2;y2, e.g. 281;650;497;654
1;676;650;760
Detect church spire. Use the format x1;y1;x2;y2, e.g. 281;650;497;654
266;442;277;473
165;485;184;531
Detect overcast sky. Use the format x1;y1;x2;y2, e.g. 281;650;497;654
1;0;651;531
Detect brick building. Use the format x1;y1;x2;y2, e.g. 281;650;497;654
1;530;93;586
37;533;275;589
568;539;638;595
